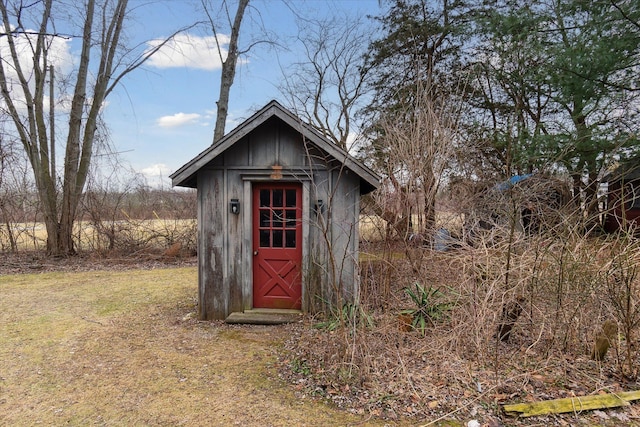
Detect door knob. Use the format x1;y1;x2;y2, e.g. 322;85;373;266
254;250;259;256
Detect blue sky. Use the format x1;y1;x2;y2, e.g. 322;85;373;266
100;0;381;187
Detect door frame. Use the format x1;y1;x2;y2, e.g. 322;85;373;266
241;178;310;311
251;182;303;309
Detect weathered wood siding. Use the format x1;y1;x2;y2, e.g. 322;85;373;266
329;168;361;302
221;118;308;168
196;118;362;320
305;163;361;311
227;168;244;313
197;169;226;320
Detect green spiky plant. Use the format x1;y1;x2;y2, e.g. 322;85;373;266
401;283;452;335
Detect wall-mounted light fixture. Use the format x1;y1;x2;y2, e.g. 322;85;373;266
230;198;240;215
314;199;324;215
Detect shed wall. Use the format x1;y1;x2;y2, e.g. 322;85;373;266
605;180;640;232
196;119;362;320
306;167;361;311
197;169;227;320
330;168;361;301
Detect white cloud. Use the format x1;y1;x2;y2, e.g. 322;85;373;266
155;108;247;133
0;25;74;75
157;112;202;128
0;24;74;112
145;33;229;70
141;163;171;176
140;163;172;189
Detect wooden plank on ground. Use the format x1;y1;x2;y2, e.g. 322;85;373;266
503;390;640;417
225;310;302;325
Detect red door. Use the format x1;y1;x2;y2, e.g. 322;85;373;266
252;183;302;309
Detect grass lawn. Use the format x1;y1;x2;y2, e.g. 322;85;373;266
0;267;387;426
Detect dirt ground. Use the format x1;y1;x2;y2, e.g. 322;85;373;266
3;251;640;426
0;257;395;427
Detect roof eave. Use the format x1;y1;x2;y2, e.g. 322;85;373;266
170;100;381;192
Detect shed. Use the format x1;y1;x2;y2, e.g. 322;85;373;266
463;174;570;242
604;159;640;232
170;100;380;321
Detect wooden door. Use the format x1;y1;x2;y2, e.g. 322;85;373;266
252;183;302;309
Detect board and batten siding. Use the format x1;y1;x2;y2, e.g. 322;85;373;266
171;101;379;321
195;121;362;319
307;165;361;311
330;168;361;302
197;169;227;320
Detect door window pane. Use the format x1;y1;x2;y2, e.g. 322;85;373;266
272;230;283;247
273;209;284;227
260;189;270;207
260;210;270;227
286;189;296;207
285;210;296;227
272;189;283;207
285;230;296;248
259;230;270;247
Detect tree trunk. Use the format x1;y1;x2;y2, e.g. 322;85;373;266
0;0;134;256
422;164;436;232
212;0;249;143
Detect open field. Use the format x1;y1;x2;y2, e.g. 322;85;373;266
359;212;464;243
0;219;196;252
0;210;463;252
0;267;393;426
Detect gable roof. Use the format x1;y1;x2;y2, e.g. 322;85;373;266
170;100;380;194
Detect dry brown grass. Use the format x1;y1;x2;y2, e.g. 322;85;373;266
6;208;640;425
2;219;196;252
358;212;464;243
0;267;390;426
282;231;640;425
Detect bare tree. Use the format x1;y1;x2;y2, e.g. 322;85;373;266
202;0;250;143
279;12;372;150
0;130;20;251
368;80;462;241
0;0;188;256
